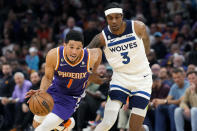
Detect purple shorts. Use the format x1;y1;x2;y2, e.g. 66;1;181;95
47;86;80;120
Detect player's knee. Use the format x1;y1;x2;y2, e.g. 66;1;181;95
33;120;40;128
69;117;75;128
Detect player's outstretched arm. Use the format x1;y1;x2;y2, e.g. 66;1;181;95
26;48;57;98
39;48;57;91
86;33;105;48
87;48;103;84
134;21;150;56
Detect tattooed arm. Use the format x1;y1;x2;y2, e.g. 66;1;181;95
86;33;105;49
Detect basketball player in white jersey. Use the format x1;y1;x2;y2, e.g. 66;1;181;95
87;2;152;131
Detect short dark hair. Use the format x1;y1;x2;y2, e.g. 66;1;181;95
172;68;184;74
105;2;122;11
2;62;11;66
65;30;84;45
187;71;197;77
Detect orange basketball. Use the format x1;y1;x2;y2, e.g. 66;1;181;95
29;91;54;116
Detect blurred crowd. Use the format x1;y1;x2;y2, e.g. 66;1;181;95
0;0;197;131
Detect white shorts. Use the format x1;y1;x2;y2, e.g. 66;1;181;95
110;71;152;99
108;71;152;115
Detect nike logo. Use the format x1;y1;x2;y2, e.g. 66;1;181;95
144;74;149;78
60;63;67;66
80;65;87;67
110;39;116;42
126;34;132;38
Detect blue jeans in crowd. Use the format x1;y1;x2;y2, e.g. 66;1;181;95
155;104;177;131
174;107;197;131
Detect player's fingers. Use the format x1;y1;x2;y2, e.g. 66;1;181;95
27;99;30;103
25;90;37;98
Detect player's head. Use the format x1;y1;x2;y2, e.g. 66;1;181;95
64;30;84;63
104;2;123;32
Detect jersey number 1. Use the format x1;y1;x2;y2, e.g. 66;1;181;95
121;52;130;64
67;79;73;88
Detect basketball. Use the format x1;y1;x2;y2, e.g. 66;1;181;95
28;91;54;116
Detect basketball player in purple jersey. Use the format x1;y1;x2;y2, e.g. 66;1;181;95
26;30;102;131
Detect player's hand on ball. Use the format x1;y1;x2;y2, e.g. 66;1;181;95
25;89;43;102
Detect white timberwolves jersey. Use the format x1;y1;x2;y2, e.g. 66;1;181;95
102;20;151;75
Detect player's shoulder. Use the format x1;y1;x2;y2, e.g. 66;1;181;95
133;20;146;27
46;47;59;64
47;47;58;57
133;20;146;37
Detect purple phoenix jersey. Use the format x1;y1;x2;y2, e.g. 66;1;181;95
47;46;90;120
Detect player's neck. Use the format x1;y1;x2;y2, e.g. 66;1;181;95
111;21;126;35
65;52;82;64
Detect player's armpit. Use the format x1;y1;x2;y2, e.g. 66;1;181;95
87;33;105;48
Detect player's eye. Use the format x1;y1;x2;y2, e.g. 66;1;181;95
108;16;113;20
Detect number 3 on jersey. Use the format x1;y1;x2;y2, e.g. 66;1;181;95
121;52;130;64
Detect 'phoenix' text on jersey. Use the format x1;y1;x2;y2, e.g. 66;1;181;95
58;71;87;79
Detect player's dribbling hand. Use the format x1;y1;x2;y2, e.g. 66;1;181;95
25;89;43;103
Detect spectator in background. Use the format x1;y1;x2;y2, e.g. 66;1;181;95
151;32;168;60
187;64;196;74
186;39;197;66
153;68;189;131
30;71;41;90
0;63;15;130
83;19;100;47
0;63;15;97
162;44;180;67
5;50;17;62
175;33;191;53
149;24;159;46
162;22;177;48
175;71;197;131
15;72;41;130
18;18;35;46
181;24;192;41
172;54;187;71
12;0;27;19
36;21;53;42
151;64;161;77
147;49;158;67
25;47;39;72
3;72;32;131
172;14;184;31
159;67;174;87
62;17;83;40
145;75;170;131
2;38;14;55
39;62;45;78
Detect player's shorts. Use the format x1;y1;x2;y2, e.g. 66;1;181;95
47;86;82;120
109;71;152;116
